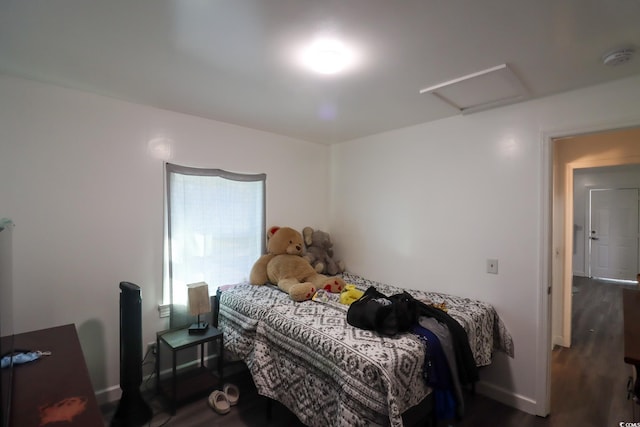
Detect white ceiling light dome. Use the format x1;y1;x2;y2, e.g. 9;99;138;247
301;37;355;75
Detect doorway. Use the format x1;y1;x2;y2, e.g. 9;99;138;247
547;126;640;416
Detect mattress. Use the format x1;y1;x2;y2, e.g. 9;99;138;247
218;272;513;427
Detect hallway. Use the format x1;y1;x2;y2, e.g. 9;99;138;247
550;276;637;425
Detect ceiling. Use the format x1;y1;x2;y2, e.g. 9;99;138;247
1;1;639;145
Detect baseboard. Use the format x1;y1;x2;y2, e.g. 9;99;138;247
552;333;570;348
96;385;122;406
475;380;538;416
96;353;222;405
552;334;564;348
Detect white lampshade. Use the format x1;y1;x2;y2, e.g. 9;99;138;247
187;282;211;316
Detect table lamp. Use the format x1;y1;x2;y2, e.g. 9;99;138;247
187;282;211;334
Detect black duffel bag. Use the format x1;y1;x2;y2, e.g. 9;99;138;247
347;286;417;336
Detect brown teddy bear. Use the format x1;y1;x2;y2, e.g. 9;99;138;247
302;226;346;276
249;226;346;301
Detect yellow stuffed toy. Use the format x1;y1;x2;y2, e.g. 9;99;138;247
339;284;364;305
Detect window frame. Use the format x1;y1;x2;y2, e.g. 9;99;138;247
164;163;266;313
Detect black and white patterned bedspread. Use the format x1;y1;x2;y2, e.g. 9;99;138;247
218;272;513;427
341;272;514;366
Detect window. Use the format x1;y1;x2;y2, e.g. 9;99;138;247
164;164;265;310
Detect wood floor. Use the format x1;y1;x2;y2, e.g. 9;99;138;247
102;277;640;426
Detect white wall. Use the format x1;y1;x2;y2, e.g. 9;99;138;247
572;165;640;276
330;74;640;415
0;74;331;401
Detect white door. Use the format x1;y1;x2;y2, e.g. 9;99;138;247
589;188;639;281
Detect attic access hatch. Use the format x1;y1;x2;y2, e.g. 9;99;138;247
419;64;528;114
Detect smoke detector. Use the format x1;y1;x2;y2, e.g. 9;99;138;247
602;48;635;66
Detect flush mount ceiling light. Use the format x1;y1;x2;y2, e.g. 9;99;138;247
302;38;352;75
602;47;635;66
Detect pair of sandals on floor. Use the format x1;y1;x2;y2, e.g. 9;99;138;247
208;383;239;415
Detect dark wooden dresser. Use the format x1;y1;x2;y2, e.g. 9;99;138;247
9;324;102;426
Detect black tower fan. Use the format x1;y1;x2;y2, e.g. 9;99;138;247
111;282;152;427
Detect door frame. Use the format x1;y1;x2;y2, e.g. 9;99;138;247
539;122;640;417
584;184;598;278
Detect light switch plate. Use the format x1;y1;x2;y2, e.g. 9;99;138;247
487;259;499;274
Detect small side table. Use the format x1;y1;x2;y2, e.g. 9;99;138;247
156;326;224;414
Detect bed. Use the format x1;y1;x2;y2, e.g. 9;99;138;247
217;272;514;427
